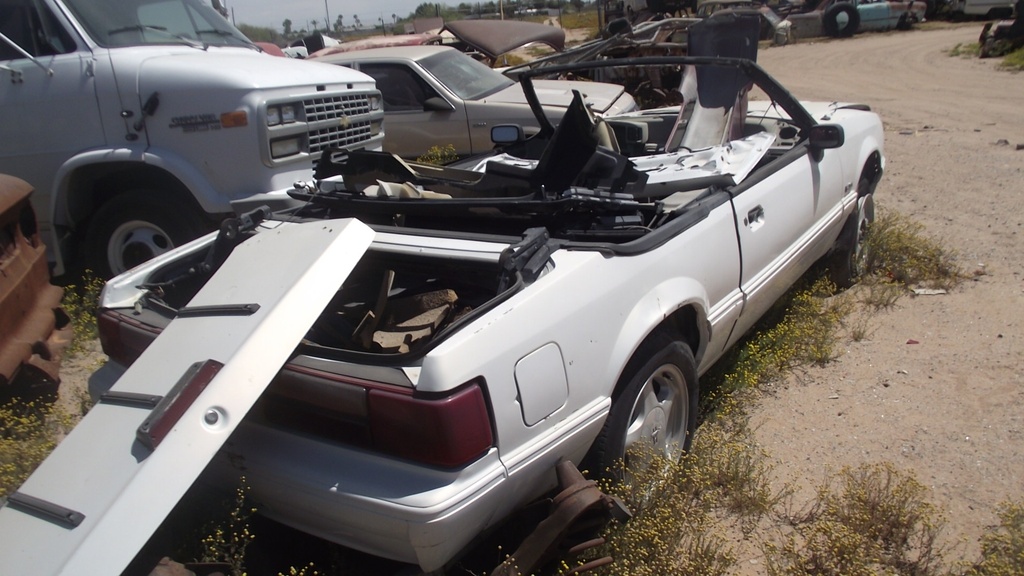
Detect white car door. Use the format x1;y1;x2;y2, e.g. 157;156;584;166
728;143;846;346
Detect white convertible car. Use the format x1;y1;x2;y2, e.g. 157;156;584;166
0;13;883;575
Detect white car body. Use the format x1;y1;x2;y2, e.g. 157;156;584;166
0;40;885;576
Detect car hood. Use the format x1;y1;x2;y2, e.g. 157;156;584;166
483;79;633;115
442;19;565;60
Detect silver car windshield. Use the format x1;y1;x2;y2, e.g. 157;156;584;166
418;49;515;101
62;0;253;48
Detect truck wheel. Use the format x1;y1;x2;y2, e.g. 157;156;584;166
85;193;210;278
586;333;699;479
828;179;874;289
823;2;860;37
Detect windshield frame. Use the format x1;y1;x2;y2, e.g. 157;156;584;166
417;49;515;101
61;0;253;49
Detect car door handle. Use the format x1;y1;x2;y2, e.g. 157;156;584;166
745;205;765;226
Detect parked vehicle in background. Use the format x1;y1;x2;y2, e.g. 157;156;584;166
0;0;384;277
0;174;70;396
310;45;637;159
0;13;884;576
951;0;1015;17
781;0;928;38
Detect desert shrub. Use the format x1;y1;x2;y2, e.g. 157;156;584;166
947;42;981;57
701;277;848;411
862;210;961;290
965;501;1024;576
60;272;105;358
198;479;257;575
999;46;1024;71
576;395;784;575
767;462;946;576
0;397;77;499
416;144;458;165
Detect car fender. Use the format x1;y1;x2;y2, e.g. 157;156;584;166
604;275;712;387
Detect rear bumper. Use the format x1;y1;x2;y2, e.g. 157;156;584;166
210;421;509;571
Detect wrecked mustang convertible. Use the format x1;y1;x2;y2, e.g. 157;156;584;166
0;15;884;576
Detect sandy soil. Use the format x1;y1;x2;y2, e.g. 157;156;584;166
52;23;1023;573
743;23;1024;567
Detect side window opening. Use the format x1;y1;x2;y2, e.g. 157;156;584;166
362;64;435;112
0;0;75;60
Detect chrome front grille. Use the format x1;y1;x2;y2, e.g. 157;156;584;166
302;94;374;156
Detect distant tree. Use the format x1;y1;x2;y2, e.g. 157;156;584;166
413;2;436;17
334;14;344;34
282;18;292;36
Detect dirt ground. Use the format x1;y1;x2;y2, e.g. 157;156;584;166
52;22;1022;573
743;23;1024;568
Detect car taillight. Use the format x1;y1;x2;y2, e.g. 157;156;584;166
97;309;160;367
262;367;494;468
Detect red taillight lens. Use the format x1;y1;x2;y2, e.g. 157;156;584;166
262;367;495;469
98;309;160;367
368;383;494;468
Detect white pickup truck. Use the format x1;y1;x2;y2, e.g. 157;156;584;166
0;14;885;576
0;0;384;277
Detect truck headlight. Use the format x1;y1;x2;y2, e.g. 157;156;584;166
267;104;297;126
369;94;382;111
270;136;301;158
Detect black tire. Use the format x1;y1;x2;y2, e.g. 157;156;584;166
84;192;211;278
585;332;699;479
823;2;861;37
896;11;912;30
828;178;875;289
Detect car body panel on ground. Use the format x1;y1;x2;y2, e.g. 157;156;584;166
0;218;374;575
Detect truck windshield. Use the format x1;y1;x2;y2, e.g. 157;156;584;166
62;0;253;48
418;49;515;101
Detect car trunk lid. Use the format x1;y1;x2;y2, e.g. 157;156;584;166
0;218;374;575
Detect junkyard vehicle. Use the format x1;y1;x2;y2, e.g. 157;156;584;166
0;13;884;575
781;0;928;38
0;174;71;395
979;0;1023;56
0;0;384;277
503;17;700;109
309;45;638;159
950;0;1015;18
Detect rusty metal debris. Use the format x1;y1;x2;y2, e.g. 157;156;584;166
491;459;632;576
0;174;71;397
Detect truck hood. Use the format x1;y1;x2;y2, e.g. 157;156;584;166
124;47;376;92
483;79;634;116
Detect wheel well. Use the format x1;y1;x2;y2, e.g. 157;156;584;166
614;304;703;399
63;163;200;232
861;151;883;193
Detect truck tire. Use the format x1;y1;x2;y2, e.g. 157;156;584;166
823;2;860;37
84;193;210;278
828;177;875;289
585;332;699;479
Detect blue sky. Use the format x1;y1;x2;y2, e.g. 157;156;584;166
226;0;434;32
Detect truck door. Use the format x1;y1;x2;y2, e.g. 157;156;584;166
0;0;104;242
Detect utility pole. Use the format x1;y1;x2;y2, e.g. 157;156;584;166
324;0;331;33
